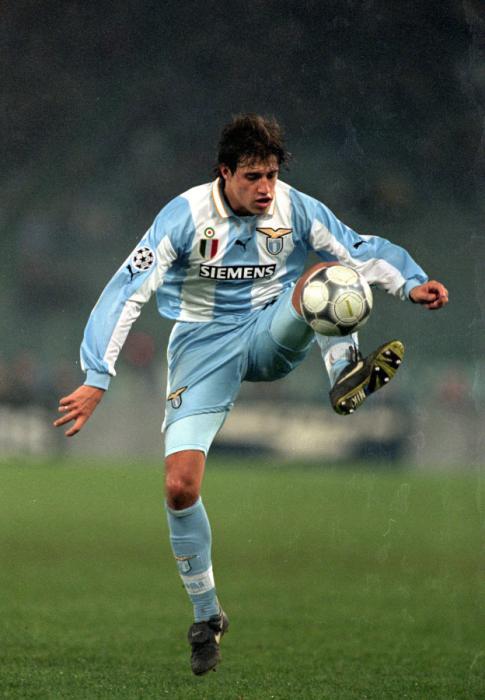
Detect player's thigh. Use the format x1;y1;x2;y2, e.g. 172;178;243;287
163;320;246;431
269;285;315;353
246;287;314;382
164;411;229;458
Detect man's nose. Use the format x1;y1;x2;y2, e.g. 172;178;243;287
257;177;270;193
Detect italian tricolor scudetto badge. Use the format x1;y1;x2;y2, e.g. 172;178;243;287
199;239;219;259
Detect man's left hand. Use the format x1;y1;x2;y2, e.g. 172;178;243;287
409;281;449;309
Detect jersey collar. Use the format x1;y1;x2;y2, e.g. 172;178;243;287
211;178;276;219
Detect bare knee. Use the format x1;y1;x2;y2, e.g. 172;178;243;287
165;449;205;510
166;475;200;510
292;262;338;315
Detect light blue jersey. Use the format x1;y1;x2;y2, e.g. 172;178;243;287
81;178;427;389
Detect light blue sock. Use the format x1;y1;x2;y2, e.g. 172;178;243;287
166;498;220;622
316;333;358;387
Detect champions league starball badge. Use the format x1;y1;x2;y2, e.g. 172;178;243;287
131;246;155;271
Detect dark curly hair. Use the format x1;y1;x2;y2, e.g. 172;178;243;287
215;113;290;174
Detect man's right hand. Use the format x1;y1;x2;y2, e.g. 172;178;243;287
53;385;105;437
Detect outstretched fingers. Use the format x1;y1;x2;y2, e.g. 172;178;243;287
53;409;87;436
52;385;105;437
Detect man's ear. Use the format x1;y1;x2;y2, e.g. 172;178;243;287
219;164;231;181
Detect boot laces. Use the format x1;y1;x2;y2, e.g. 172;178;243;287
348;345;363;366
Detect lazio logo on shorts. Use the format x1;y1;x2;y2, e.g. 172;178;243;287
167;386;187;409
256;227;292;255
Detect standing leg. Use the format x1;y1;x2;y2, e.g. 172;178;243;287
164;413;229;675
165;449;220;622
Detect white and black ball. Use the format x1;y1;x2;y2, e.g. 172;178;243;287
301;265;373;336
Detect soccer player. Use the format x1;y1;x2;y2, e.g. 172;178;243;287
54;114;448;675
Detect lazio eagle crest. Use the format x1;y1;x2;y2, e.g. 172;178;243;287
167;386;188;409
256;227;292;255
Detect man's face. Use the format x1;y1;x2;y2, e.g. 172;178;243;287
220;156;279;216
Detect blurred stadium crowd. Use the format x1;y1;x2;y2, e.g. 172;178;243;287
1;1;484;463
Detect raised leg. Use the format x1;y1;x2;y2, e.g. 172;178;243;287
275;262;404;414
269;262;359;384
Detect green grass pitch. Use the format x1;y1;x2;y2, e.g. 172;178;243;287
0;459;483;699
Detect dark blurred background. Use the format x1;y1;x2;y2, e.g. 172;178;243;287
1;0;483;464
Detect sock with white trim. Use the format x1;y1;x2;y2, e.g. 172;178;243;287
316;333;359;387
166;497;219;622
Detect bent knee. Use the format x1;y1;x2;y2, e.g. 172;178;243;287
165;476;200;509
293;262;338;315
298;261;338;288
165;449;204;510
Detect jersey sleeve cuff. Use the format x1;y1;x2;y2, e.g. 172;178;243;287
84;370;111;390
403;279;424;301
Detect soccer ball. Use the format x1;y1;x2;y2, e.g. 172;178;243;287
301;264;373;336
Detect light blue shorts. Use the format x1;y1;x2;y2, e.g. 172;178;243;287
163;286;314;455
